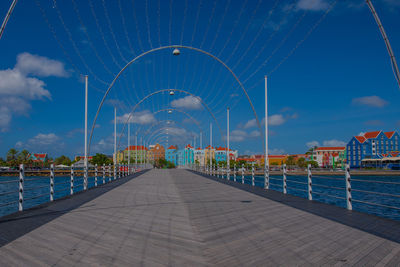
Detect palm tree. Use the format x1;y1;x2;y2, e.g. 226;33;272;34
6;148;18;162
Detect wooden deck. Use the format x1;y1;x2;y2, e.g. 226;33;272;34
1;169;400;266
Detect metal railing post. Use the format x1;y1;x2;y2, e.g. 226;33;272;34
102;163;106;184
345;164;352;210
70;165;74;195
19;164;24;211
84;163;88;190
307;164;312;200
50;164;54;202
241;164;244;184
283;164;287;194
264;164;269;190
251;165;255;186
114;164;116;180
234;165;236;182
108;163;111;182
95;164;98;187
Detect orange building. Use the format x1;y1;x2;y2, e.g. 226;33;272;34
148;144;165;162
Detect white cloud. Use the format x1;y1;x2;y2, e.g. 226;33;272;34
306;141;320;148
28;133;59;146
296;0;329;11
16;133;61;151
15;53;68;77
230;130;248;142
352;96;388;108
322;140;346;147
249;130;261;137
170;95;202;110
0;53;67;131
268;114;286;126
115;110;156;125
244;114;289;129
244;119;257;129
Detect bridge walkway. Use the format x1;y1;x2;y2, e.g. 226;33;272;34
0;169;400;266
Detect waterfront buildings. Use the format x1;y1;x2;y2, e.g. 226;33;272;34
347;130;400;168
166;145;178;166
28;153;48;163
147;144;165;162
122;145;148;163
204;145;215;166
313;147;346;168
194;147;205;166
177;144;194;166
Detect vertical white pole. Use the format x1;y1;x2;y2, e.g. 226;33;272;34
227;107;230;180
283;164;287;194
241;164;244;184
264;75;269;189
234;165;236;182
345;164;352;210
307;164;312;200
84;75;88;191
19;164;24;211
252;164;255;186
70;165;74;195
95;164;98;187
50;164;54;202
128;122;130;168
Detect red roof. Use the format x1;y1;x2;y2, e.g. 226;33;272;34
364;131;381;139
384;131;395;139
205;145;214;149
315;147;345;151
168;145;177;150
125;145;148;151
390;152;399;157
196;147;202;150
185;144;193;149
355;136;366;143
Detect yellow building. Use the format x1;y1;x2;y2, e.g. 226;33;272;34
204;145;215;165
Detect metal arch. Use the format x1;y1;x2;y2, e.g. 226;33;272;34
88;45;263;154
366;0;400;89
113;89;223;153
142;120;198;140
132;108;202;138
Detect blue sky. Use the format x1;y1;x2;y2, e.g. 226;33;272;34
0;0;399;159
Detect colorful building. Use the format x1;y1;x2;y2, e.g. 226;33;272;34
194;147;205;166
204;145;215;166
123;145;148;163
314;147;346;168
214;147;238;164
166;145;178;166
177;144;194;166
148;144;165;162
347;130;400;168
28;153;48;163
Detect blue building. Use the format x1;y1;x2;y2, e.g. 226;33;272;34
166;145;178;166
215;147;227;164
347;131;399;168
166;144;194;167
177;144;194;166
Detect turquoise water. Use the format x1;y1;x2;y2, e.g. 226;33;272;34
0;175;112;217
219;173;400;221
